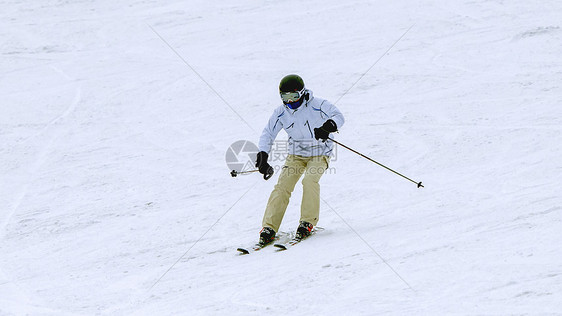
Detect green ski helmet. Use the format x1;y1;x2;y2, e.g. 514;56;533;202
279;74;306;108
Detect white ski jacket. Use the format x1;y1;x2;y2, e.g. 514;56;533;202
258;90;345;157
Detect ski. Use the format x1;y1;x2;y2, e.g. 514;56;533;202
274;230;317;251
237;232;291;255
236;242;272;255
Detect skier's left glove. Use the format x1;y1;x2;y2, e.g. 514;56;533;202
255;151;274;180
314;119;338;142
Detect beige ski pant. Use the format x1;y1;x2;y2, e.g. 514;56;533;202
262;155;330;232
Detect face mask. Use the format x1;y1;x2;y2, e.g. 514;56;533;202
285;98;303;109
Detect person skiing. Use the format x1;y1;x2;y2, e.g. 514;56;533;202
255;74;345;245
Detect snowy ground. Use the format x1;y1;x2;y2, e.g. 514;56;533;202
1;0;561;315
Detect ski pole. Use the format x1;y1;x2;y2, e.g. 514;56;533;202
328;137;424;188
230;169;260;177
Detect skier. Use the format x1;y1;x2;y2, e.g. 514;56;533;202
255;74;345;245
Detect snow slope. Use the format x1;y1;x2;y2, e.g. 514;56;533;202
1;0;561;314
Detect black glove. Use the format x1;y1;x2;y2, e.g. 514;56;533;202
255;151;274;180
314;119;338;141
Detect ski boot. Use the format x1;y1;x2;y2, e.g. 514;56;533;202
295;221;313;239
259;227;276;245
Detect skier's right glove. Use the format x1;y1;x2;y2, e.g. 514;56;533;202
256;151;274;180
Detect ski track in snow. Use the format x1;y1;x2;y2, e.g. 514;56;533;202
0;63;81;314
1;80;80;238
1;0;561;315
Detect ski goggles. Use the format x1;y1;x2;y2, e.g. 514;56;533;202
280;89;305;103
